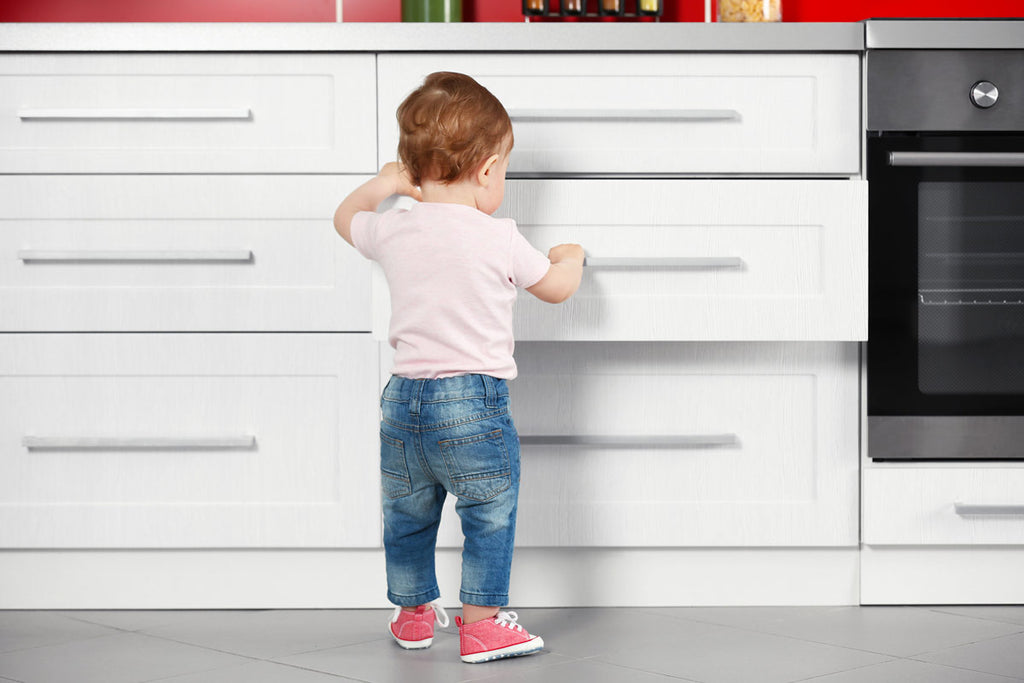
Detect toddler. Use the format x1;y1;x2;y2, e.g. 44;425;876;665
333;71;584;663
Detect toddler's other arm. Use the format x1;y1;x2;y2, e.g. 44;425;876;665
526;243;585;304
333;163;422;246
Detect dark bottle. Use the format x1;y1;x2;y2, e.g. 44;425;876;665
599;0;624;16
523;0;549;15
561;0;585;16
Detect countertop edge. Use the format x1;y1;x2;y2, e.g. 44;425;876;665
865;19;1024;49
0;22;865;52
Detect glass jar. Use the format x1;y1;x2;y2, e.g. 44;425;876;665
638;0;663;16
718;0;781;22
522;0;549;15
401;0;462;22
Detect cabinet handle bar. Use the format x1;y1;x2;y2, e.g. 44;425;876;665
954;502;1024;515
584;257;743;269
19;250;253;263
23;436;256;450
18;108;252;121
520;434;738;448
509;109;740;122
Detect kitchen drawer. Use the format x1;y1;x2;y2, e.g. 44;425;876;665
864;467;1024;546
1;175;371;331
371;180;867;341
433;342;859;548
0;54;375;173
378;54;859;176
0;333;380;548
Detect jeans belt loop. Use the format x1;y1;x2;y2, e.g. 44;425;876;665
409;379;423;415
482;374;498;409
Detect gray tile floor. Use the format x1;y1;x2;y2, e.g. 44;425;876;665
2;606;1024;683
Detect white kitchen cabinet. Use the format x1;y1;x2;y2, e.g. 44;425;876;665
1;175;372;331
863;466;1024;546
506;179;867;341
0;54;376;173
0;333;381;548
378;53;860;176
432;341;859;548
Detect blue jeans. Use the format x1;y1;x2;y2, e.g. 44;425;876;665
379;373;520;608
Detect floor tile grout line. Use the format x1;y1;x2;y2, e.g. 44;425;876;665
0;628;150;656
636;607;1024;661
902;627;1024;659
926;607;1024;630
781;657;903;683
630;610;916;660
903;653;1024;682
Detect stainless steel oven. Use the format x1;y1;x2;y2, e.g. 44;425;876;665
868;49;1024;461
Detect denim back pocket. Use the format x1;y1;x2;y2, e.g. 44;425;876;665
379;431;412;499
439;429;511;503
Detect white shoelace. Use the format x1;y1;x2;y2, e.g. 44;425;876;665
389;600;451;628
494;610;524;632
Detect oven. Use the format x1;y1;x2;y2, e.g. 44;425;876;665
868;49;1024;461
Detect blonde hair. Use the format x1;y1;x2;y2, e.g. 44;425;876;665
396;71;513;186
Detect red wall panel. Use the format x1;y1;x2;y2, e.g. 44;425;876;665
0;0;336;22
344;0;1024;21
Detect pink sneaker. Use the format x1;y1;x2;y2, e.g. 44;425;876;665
388;601;450;649
456;611;544;663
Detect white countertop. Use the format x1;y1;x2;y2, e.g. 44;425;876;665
0;21;864;52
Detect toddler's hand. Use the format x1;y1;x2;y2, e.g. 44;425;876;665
379;162;423;201
548;243;585;266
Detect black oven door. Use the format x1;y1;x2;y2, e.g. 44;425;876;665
868;134;1024;460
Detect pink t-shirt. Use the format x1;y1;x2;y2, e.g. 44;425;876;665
351;202;551;380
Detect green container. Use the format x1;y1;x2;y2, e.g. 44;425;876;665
401;0;462;22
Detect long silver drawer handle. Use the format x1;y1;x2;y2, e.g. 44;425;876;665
18;250;253;263
584;257;744;269
509;109;740;122
954;502;1024;515
23;436;256;450
520;434;739;448
889;152;1024;168
18;108;252;121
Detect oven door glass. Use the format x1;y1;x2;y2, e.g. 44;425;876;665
869;135;1024;417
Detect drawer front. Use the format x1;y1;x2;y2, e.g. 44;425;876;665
0;54;376;173
433;342;859;548
378;54;860;176
0;333;380;548
1;175;371;331
506;180;867;341
864;467;1024;546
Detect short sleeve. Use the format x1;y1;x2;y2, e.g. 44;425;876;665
509;221;551;289
350;210;380;261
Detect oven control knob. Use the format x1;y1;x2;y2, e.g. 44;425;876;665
971;80;999;108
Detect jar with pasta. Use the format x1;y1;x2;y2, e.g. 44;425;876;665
718;0;781;22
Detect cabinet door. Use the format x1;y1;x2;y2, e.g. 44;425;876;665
435;342;859;548
0;54;376;173
378;53;860;176
1;175;370;332
0;333;380;548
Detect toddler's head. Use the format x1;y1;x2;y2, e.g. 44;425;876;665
397;72;513;188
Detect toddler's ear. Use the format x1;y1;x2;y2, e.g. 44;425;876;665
476;153;501;187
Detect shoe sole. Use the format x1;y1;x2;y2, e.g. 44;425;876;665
460;636;544;663
391;631;433;649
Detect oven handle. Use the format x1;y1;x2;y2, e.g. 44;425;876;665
889;152;1024;167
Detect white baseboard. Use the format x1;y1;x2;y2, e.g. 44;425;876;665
0;547;858;609
861;545;1024;605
